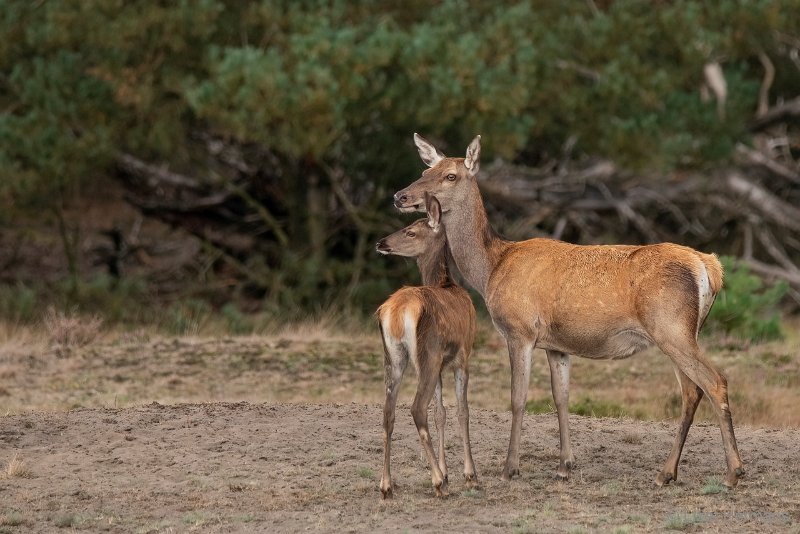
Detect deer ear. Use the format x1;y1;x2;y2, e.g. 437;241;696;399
425;192;442;232
464;134;481;176
414;133;445;167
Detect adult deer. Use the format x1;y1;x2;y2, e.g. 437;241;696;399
375;194;479;498
393;134;744;488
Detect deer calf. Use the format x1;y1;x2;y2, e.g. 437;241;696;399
376;194;478;499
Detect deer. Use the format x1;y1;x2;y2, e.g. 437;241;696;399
375;194;479;499
392;133;744;488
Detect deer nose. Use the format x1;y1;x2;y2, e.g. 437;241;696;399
394;191;408;204
376;239;391;254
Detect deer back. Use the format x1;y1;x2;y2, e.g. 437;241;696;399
378;284;476;363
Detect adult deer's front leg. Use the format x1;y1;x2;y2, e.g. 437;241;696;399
546;350;575;480
502;338;534;480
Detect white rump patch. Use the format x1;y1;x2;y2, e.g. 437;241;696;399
402;310;419;372
697;263;714;333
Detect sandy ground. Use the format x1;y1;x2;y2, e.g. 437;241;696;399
1;402;799;533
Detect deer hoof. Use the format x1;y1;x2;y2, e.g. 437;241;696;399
464;473;479;489
554;471;569;481
724;469;743;488
381;486;393;500
655;471;674;487
501;466;520;481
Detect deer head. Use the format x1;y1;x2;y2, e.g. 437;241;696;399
394;133;481;214
376;193;444;257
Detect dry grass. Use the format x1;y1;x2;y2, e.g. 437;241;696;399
3;453;33;479
267;311;374;342
0;321;46;357
43;306;103;348
0;316;798;428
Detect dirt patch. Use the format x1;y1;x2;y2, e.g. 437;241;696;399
1;402;798;533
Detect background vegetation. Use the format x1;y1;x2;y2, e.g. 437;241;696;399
1;1;797;337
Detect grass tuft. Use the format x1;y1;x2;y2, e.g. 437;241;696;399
54;514;78;528
44;306;103;348
357;467;374;479
0;512;24;527
700;476;727;495
3;454;33;479
664;512;702;531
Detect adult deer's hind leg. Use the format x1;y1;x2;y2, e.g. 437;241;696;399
454;363;478;487
656;367;703;486
379;329;408;499
653;332;744;487
433;374;448;487
546;350;575;480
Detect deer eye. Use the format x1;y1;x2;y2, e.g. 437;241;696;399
446;174;457;181
406;231;416;238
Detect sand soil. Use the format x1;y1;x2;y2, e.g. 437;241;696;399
1;402;798;533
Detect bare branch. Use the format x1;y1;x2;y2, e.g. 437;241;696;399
735;143;800;185
753;224;800;274
742;258;800;287
725;172;800;232
756;52;775;118
749;96;800;131
116;153;203;189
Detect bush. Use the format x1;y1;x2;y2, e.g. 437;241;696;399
705;256;787;342
0;283;37;322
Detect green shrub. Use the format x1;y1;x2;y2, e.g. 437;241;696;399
525;396;631;418
705;256;786;342
0;283;37;322
525;397;553;414
221;303;253;335
570;397;628;418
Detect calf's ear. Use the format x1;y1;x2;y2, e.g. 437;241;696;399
425;193;442;233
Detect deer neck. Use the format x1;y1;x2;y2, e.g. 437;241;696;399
443;183;507;297
416;239;452;287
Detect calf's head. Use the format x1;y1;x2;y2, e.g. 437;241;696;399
376;194;444;257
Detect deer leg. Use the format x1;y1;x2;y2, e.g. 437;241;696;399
655;335;744;487
412;369;448;497
379;332;408;500
656;367;703;486
454;365;478;488
502;338;534;481
546;350;575;480
433;374;448;486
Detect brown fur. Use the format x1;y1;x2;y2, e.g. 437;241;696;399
375;206;479;499
377;285;475;368
393;133;744;488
